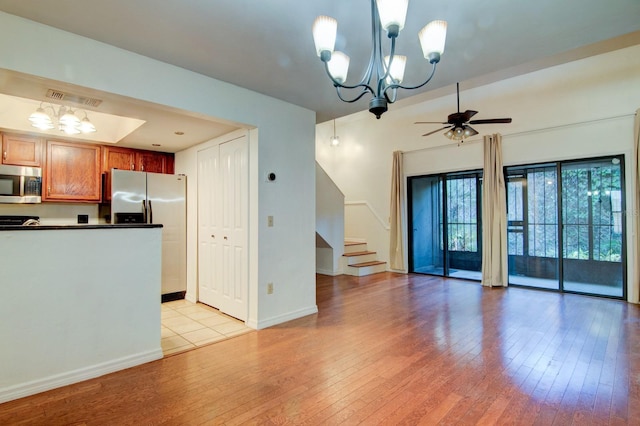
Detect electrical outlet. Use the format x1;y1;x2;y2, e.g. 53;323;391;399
267;282;274;294
267;215;274;227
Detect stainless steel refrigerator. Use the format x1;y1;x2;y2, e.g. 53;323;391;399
111;169;186;296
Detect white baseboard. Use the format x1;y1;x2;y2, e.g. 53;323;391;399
0;348;163;404
316;267;341;276
246;305;318;330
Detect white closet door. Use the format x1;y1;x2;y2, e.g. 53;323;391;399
197;145;221;309
197;136;248;321
218;136;248;320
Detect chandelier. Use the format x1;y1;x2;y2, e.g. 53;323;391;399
312;0;447;119
28;102;97;135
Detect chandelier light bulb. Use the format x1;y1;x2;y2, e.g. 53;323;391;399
61;124;81;135
384;55;406;84
59;109;81;127
419;20;447;63
376;0;408;36
32;121;55;131
327;51;350;84
313;16;337;58
80;117;97;133
29;107;53;125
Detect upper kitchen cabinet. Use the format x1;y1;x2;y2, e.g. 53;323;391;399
102;146;136;201
136;150;174;174
1;133;43;167
45;140;102;202
103;146;136;172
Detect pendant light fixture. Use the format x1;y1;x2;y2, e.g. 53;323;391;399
28;102;97;134
330;119;340;146
313;0;447;119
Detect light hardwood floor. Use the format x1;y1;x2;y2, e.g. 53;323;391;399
1;273;639;424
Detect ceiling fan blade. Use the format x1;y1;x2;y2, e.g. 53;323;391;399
422;126;452;137
462;110;478;121
468;118;513;124
415;121;448;125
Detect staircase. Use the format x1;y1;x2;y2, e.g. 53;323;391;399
342;240;387;277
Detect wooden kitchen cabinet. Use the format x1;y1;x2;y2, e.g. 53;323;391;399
136;150;173;174
1;133;43;167
45;140;102;202
102;146;136;201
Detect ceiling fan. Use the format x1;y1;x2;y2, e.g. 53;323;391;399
415;82;512;142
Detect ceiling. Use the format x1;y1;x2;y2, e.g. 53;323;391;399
0;0;639;152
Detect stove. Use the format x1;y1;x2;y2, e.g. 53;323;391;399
0;215;40;226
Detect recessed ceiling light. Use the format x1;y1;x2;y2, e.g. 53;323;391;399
174;131;184;136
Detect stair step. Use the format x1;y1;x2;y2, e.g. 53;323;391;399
341;251;378;267
344;241;368;254
343;250;376;257
345;260;387;277
350;261;386;268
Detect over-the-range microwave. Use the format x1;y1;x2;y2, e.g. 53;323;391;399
0;164;42;203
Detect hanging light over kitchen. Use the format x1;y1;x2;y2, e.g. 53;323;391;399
29;102;97;134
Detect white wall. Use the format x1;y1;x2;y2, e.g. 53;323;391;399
0;227;162;403
316;44;640;302
0;12;317;329
316;162;345;275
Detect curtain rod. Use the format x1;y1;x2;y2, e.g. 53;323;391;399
403;112;636;155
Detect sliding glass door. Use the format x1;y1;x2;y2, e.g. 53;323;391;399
409;175;444;275
446;173;482;279
506;164;560;290
408;171;482;280
561;158;624;297
409;156;625;299
505;156;625;298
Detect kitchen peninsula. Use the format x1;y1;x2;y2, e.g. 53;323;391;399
0;224;164;403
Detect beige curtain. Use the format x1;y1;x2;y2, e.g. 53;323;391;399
633;109;640;303
390;151;404;270
481;134;508;287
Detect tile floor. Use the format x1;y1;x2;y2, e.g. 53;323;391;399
161;299;253;356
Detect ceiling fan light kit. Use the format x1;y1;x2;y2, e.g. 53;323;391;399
312;0;447;119
416;82;512;143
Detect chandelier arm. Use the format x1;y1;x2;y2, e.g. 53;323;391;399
322;61;376;95
377;36;397;96
384;61;438;94
335;86;374;104
384;86;399;104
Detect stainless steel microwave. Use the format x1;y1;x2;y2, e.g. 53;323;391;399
0;164;42;203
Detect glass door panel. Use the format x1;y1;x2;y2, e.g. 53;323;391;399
561;158;624;297
409;175;444;275
506;165;559;289
446;173;482;280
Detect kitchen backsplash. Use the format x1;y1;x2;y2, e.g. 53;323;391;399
0;203;103;225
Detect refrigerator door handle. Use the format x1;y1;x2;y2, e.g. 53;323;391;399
141;200;147;223
148;200;153;224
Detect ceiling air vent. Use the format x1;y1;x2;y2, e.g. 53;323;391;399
45;89;103;108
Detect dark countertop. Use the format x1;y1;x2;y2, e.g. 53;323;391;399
0;224;163;231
